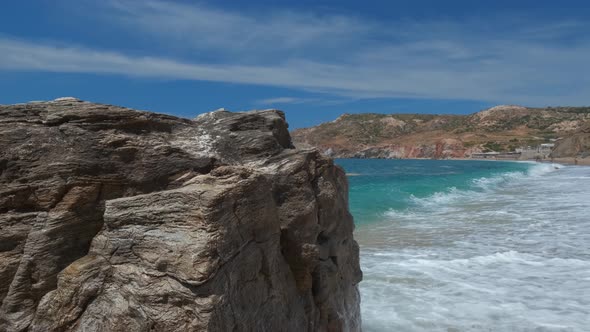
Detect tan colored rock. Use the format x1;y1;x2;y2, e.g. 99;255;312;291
551;123;590;158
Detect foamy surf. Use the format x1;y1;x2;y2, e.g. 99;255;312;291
338;159;590;331
390;162;563;216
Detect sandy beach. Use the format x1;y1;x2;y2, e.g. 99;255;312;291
547;157;590;166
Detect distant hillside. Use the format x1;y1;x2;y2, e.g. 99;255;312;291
291;105;590;159
551;123;590;158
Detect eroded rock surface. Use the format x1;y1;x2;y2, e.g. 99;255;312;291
551;123;590;158
0;98;361;331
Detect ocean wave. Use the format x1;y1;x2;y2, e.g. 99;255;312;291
406;187;483;212
383;208;417;220
375;160;576;229
400;251;590;269
385;187;483;218
527;162;564;177
471;171;522;190
411;187;471;205
402;163;559;211
357;161;590;332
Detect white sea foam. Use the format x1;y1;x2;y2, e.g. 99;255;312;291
358;164;590;331
397;162;562;214
527;162;564;176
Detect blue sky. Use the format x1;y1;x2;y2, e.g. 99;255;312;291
1;0;589;128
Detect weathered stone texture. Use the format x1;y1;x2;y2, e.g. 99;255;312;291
0;98;361;331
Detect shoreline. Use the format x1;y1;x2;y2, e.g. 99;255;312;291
336;156;590;166
540;157;590;166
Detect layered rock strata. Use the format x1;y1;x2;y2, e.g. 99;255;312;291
0;98;361;331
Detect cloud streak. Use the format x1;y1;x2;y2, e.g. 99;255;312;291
1;0;590;105
257;97;313;105
97;0;373;61
254;96;351;106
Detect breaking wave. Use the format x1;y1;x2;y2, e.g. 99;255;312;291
342;159;590;331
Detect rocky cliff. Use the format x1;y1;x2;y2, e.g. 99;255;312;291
551;123;590;158
0;98;362;331
292;105;590;159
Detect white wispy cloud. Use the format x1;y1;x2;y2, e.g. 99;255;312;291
96;0;373;61
257;97;312;105
256;97;353;106
1;0;589;105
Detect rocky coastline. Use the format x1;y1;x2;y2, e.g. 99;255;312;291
292;106;590;161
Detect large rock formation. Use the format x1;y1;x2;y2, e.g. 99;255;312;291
0;98;362;331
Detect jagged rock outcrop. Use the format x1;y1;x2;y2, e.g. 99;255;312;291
0;98;362;331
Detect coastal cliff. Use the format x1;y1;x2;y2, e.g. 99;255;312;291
551;123;590;159
292;105;590;159
0;98;362;331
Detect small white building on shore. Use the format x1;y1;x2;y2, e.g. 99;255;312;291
516;144;555;159
470;152;500;159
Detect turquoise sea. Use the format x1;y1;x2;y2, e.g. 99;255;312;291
336;159;590;332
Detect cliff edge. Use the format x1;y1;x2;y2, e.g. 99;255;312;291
0;98;362;331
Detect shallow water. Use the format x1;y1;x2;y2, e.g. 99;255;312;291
337;159;590;332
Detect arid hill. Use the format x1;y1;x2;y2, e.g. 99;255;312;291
291;105;590;159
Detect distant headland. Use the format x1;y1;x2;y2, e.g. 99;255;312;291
291;105;590;165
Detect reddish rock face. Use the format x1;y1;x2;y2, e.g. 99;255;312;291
0;99;361;332
291;106;590;159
